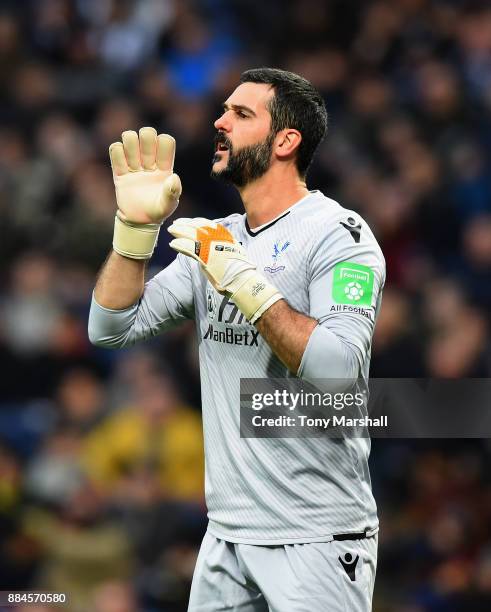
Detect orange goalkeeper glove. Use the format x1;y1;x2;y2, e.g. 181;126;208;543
168;218;283;324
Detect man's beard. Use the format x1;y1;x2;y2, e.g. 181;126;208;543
211;132;275;188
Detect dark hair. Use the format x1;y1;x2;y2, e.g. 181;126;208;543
240;67;328;176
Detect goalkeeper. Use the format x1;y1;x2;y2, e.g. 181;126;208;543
89;68;385;611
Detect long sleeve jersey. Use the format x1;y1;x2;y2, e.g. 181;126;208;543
89;191;385;544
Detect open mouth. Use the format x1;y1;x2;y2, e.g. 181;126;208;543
215;132;231;154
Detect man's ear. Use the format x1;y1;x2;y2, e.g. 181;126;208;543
275;129;302;160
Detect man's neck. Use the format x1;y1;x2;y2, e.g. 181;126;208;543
239;166;309;229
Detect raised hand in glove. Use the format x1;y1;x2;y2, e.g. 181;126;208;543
109;127;182;259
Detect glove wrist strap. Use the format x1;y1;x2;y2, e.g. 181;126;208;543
113;214;161;260
230;274;283;324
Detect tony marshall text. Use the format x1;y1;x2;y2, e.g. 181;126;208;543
252;415;388;428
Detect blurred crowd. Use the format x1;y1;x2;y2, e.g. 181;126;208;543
0;0;490;610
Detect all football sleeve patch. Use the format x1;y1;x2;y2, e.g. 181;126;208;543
331;262;374;306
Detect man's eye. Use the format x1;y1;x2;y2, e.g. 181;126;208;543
236;110;247;118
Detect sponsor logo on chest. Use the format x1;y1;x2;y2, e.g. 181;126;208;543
204;287;259;347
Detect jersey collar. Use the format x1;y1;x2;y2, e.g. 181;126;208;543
245;209;291;236
245;190;318;237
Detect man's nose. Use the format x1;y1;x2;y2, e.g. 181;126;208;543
214;113;230;132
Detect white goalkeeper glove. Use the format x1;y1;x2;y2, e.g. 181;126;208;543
109;127;182;259
168;218;283;324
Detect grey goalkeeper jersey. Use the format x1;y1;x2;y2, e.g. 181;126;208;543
89;190;386;544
